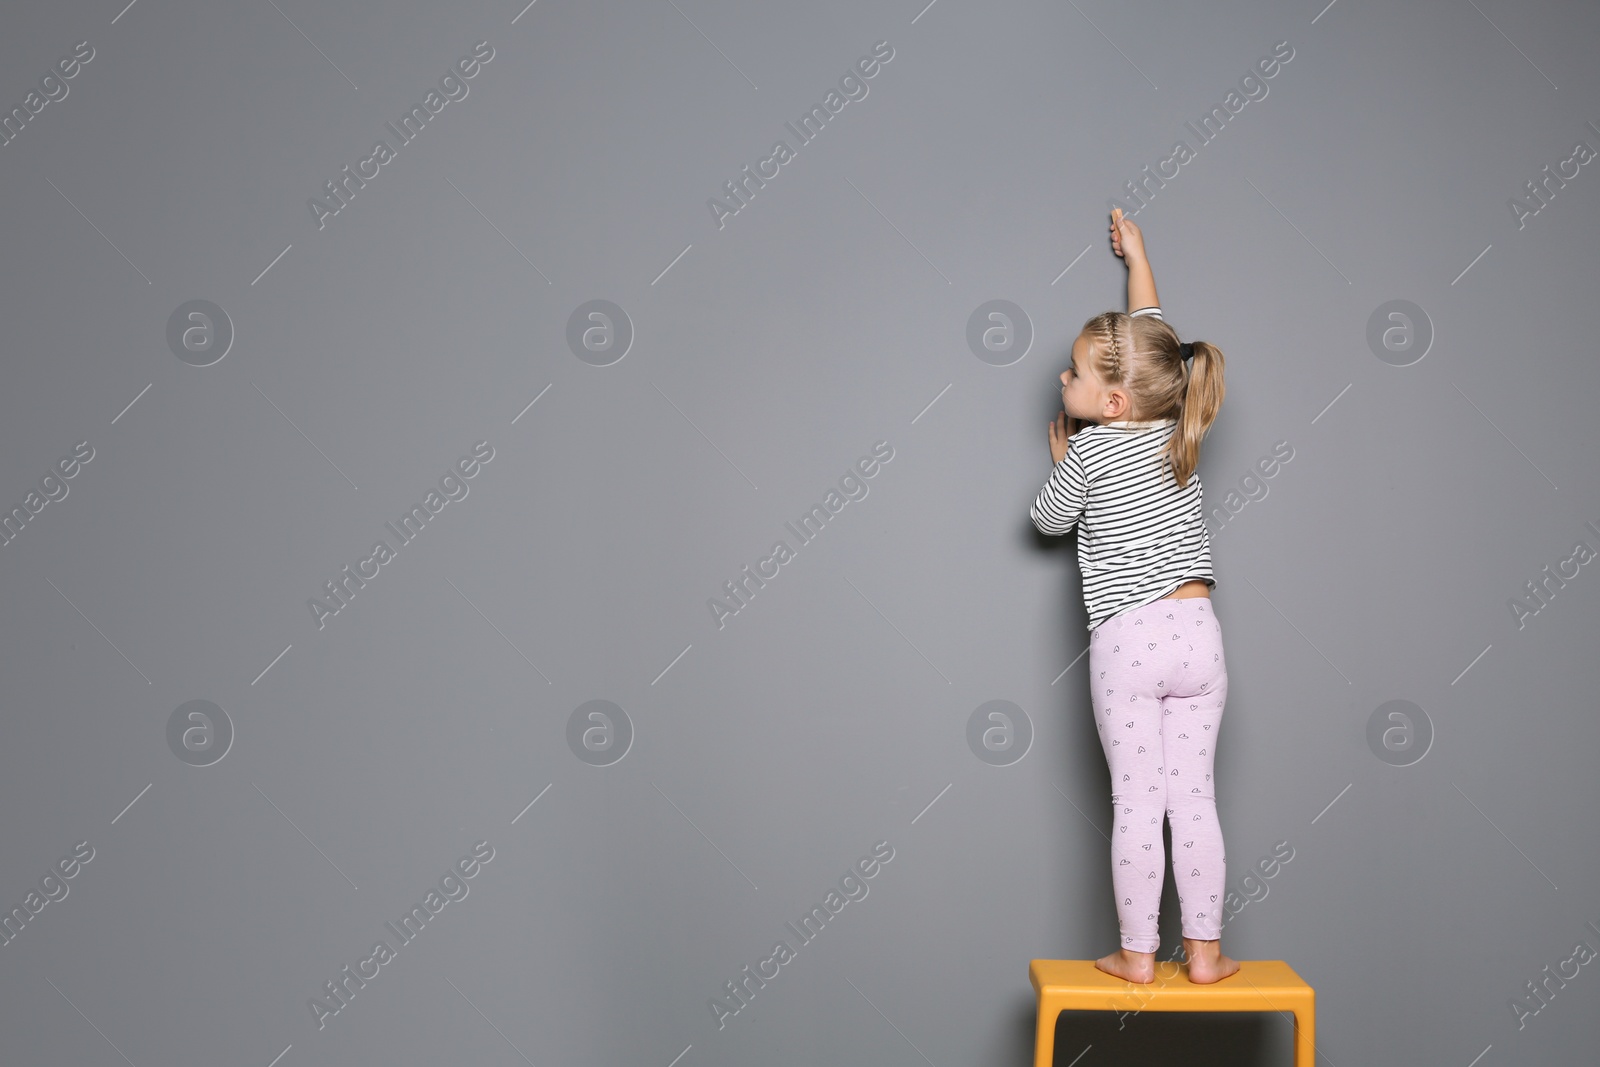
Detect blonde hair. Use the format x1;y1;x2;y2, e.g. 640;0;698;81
1079;311;1225;489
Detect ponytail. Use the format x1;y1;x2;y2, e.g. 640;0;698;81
1079;311;1225;488
1164;340;1224;488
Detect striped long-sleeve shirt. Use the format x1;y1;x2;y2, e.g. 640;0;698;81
1029;306;1214;632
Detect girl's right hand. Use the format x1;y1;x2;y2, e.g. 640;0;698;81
1110;207;1147;263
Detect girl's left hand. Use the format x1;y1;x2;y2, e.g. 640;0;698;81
1048;410;1081;464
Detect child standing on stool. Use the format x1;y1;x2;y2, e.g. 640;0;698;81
1029;208;1239;985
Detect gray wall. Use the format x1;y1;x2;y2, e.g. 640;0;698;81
2;1;1596;1065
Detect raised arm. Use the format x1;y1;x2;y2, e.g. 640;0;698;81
1110;208;1159;312
1127;254;1158;314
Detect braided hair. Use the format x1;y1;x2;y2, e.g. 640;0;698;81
1076;311;1225;488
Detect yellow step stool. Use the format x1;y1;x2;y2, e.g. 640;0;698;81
1029;958;1315;1066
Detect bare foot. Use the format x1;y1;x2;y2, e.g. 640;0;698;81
1095;948;1156;984
1182;937;1240;984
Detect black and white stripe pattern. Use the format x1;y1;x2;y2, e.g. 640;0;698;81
1030;306;1214;632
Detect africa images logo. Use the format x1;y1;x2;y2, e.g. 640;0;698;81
709;841;894;1030
707;441;894;630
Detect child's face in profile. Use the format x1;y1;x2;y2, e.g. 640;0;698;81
1059;333;1110;423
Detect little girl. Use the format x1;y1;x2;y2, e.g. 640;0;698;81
1029;208;1238;985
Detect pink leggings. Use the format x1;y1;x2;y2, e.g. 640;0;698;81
1089;595;1228;952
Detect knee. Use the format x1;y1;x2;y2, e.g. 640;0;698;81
1166;790;1217;815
